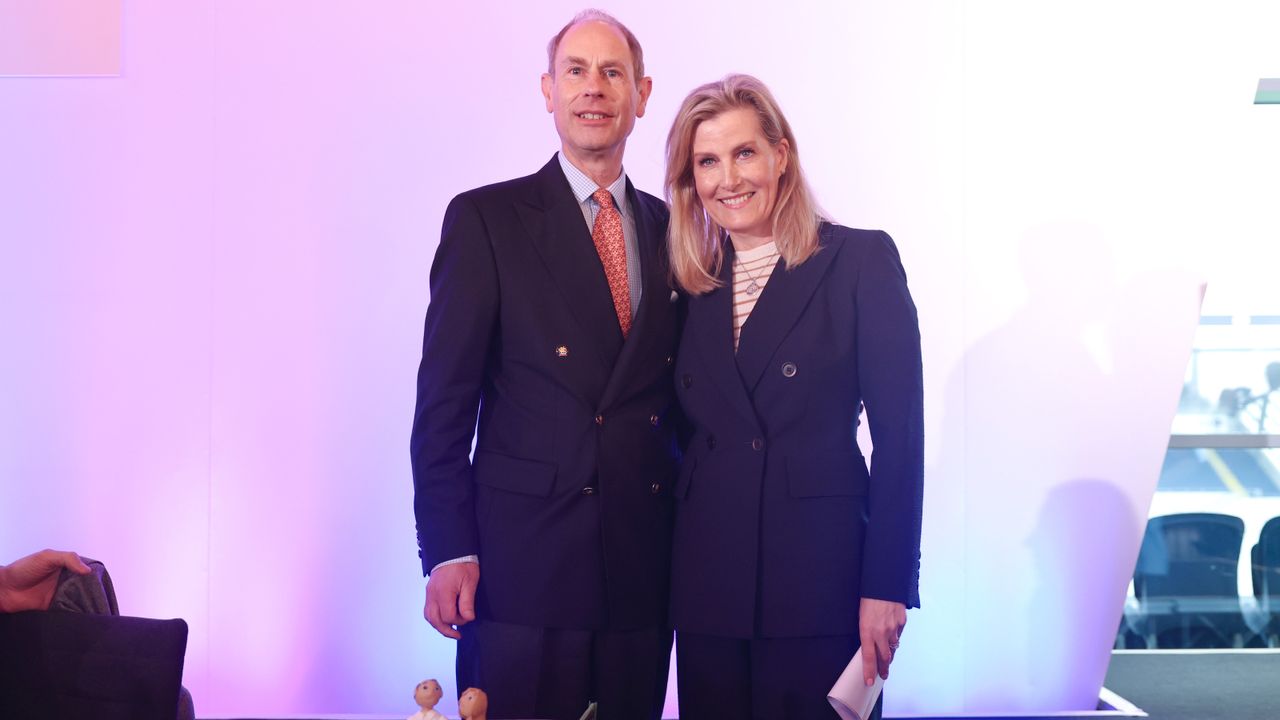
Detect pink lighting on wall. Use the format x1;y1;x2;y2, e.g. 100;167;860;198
0;0;122;76
3;1;1279;717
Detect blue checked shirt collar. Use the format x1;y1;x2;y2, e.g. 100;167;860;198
557;152;631;221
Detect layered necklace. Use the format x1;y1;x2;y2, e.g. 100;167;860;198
735;249;780;296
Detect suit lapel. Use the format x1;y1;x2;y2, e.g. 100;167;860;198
599;181;667;410
735;224;841;392
518;157;623;374
691;243;760;426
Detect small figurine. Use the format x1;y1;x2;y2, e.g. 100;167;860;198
408;679;446;720
458;687;488;720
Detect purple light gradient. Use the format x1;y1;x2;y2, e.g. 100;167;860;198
4;1;1277;717
0;0;122;76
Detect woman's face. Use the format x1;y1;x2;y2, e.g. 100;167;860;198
691;107;789;248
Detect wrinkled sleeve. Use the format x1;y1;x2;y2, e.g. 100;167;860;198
409;194;499;576
855;231;924;608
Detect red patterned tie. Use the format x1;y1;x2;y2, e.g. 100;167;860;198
591;188;631;337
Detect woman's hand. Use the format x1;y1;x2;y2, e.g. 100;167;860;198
859;597;907;686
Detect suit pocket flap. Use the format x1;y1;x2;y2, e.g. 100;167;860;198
787;452;869;498
473;450;557;497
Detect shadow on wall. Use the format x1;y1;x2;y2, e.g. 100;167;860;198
1027;480;1136;708
928;221;1174;712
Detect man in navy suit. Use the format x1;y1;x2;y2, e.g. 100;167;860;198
409;10;679;720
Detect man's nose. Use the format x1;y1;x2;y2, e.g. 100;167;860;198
582;69;604;96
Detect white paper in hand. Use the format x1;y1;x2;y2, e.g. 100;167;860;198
827;647;884;720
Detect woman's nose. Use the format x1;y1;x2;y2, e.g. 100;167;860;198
721;164;740;188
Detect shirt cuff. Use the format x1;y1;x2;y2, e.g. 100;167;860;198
430;555;478;576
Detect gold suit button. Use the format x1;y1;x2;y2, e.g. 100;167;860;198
555;345;569;358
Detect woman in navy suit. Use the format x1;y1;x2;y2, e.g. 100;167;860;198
664;74;924;718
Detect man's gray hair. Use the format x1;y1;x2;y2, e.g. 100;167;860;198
546;9;645;82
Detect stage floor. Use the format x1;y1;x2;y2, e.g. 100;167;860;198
891;650;1280;720
201;650;1280;720
1099;649;1280;720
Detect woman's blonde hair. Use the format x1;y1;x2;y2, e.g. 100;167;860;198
665;74;824;295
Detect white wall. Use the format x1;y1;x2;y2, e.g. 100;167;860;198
3;1;1278;715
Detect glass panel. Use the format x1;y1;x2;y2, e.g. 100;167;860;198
1173;323;1280;436
1157;448;1280;495
1122;284;1280;650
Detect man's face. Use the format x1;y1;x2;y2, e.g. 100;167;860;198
541;21;651;165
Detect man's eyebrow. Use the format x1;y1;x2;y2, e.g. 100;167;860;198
559;55;628;72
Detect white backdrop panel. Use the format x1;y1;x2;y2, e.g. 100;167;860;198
4;1;1278;716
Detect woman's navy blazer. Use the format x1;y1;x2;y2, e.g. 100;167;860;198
671;223;923;639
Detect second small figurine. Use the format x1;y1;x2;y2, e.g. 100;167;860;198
458;687;488;720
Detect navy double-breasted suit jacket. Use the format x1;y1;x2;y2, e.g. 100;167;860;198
671;223;923;639
410;155;681;631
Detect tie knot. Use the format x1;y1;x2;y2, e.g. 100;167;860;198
592;188;616;210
